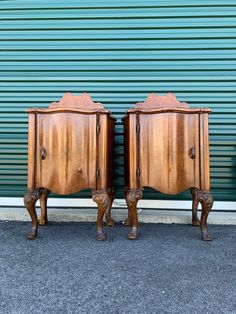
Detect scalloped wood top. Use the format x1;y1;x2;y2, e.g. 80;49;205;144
135;93;189;109
27;92;116;118
126;92;211;114
49;92;104;109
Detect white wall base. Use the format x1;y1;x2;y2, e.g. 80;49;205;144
0;197;236;210
0;198;235;225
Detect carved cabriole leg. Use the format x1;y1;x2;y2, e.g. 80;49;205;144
192;189;214;241
191;188;200;226
125;189;143;240
24;188;41;240
92;190;110;241
104;188;116;227
39;189;51;225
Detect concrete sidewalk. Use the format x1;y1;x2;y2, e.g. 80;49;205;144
0;221;235;314
0;206;235;225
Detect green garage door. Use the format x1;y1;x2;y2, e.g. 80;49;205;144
0;0;236;200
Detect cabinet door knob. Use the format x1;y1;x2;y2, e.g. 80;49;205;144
190;147;195;159
78;167;82;173
40;147;46;160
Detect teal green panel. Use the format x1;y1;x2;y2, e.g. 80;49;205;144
0;1;236;200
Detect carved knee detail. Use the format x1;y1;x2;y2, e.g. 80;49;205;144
193;190;213;209
92;190;110;211
24;189;38;208
125;189;143;208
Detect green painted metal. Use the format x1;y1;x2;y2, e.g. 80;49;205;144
0;0;236;200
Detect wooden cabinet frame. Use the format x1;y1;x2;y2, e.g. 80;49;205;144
24;93;116;240
123;93;213;241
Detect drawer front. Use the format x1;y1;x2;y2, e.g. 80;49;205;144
35;113;97;194
139;113;201;194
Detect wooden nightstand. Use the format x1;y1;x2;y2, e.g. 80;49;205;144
24;92;116;240
123;93;213;241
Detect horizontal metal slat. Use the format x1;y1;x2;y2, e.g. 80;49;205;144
2;50;236;61
2;0;236;7
1;75;236;81
2;18;236;30
2;85;236;93
1;6;236;20
1;0;236;9
2;39;236;51
1;28;236;40
1;93;236;101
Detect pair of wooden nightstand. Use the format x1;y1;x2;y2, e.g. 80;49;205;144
24;92;213;241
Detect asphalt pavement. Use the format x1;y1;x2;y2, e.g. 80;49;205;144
0;221;235;314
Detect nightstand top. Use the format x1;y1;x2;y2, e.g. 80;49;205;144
126;93;211;114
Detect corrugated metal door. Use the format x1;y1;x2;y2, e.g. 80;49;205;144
0;0;236;200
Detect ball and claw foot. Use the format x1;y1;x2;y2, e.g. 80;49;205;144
96;229;107;241
128;227;138;240
201;230;213;241
26;227;38;240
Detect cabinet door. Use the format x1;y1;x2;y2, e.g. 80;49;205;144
36;113;97;194
139;113;200;194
